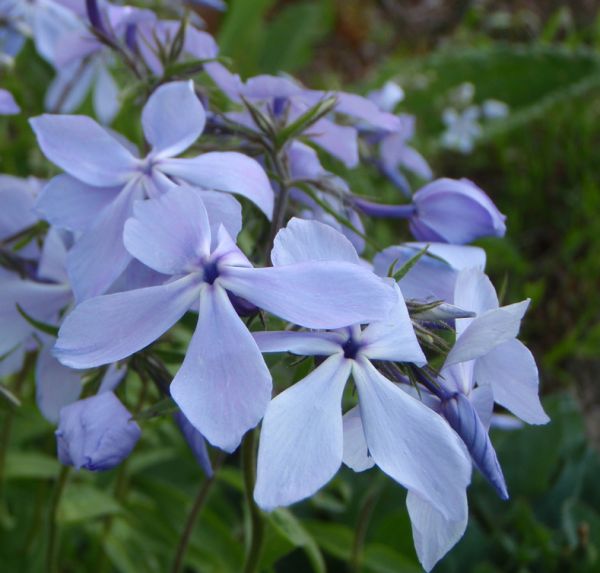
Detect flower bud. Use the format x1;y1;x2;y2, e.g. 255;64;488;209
440;392;508;499
56;392;141;471
411;178;506;244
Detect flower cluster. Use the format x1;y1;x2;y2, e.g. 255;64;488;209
0;1;548;570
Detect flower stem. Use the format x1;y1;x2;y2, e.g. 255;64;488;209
169;455;224;573
349;474;385;573
242;430;265;573
46;465;70;573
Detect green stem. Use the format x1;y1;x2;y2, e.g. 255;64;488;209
242;430;265;573
349;474;385;573
46;466;70;573
0;353;34;501
170;455;224;573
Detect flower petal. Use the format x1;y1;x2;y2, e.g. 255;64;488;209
54;274;201;369
29;114;136;186
254;354;351;509
271;218;360;266
142;81;206;157
67;181;143;301
360;284;426;364
222;262;395;329
406;490;468;572
170;284;272;453
0;279;71;355
475;339;549;425
253;330;344;356
124;187;211;275
353;358;471;519
36;174;120;232
160;152;274;219
36;343;82;424
446;301;529;367
342;406;375;472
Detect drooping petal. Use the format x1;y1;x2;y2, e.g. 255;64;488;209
253;330;344;356
271;218;360;266
445;301;530;367
221;262;395;329
353;358;471;519
342;406;375;472
254;354;352;509
36;343;82;424
54;274;201;369
124;187;211;275
142;81;206;157
170;284;272;453
36;174;120;232
159;152;274;219
406;490;468;572
67;181;144;301
29;115;136;186
360;284;426;364
475;339;549;425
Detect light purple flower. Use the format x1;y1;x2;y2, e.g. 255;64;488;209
206;63;400;167
252;219;470;522
56;391;141;471
31;80;274;301
451;268;549;425
53;191;395;451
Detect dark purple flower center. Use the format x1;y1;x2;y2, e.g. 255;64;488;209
203;260;220;284
342;336;362;360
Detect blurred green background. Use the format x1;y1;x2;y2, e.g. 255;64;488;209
2;1;600;571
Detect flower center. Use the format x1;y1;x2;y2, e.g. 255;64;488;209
342;336;361;360
202;260;220;285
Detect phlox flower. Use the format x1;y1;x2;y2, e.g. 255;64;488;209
31;80;274;301
54;189;396;452
252;219;471;529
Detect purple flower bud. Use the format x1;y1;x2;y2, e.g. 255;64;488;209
411;178;506;244
440;392;508;499
56;392;141;471
86;0;106;34
175;412;213;477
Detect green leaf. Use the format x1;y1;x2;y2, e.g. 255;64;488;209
303;520;353;560
260;1;334;74
268;509;326;573
57;484;122;524
390;245;430;282
16;303;59;337
363;543;421;573
275;96;337;150
4;451;60;480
